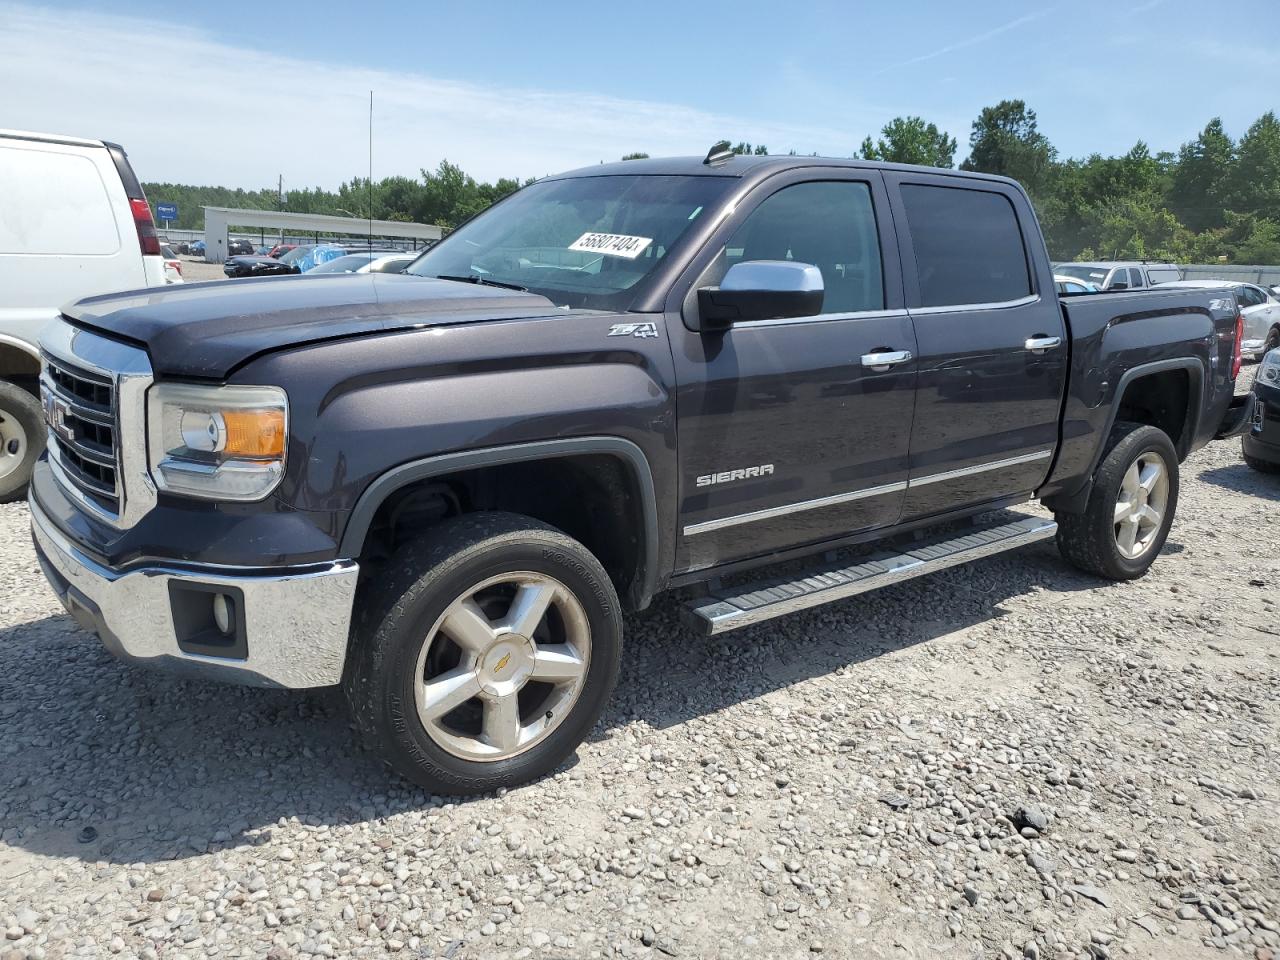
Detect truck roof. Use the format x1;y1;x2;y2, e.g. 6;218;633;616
550;153;1023;189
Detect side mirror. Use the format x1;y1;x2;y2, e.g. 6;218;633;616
696;261;823;330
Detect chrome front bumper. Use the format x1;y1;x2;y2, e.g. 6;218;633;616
30;498;359;688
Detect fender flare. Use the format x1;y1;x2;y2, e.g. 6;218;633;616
1090;357;1205;476
339;436;661;607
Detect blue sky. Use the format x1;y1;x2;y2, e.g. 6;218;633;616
2;1;1276;189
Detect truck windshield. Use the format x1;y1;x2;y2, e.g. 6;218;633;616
405;175;732;310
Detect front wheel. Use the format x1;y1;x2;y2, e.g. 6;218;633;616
0;380;45;503
1055;422;1179;581
345;513;623;795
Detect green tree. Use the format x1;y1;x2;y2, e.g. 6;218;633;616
1225;111;1280;222
620;152;650;161
960;99;1056;195
858;116;957;168
731;142;769;155
1169;118;1234;231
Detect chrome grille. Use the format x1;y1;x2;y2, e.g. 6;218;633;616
41;353;120;511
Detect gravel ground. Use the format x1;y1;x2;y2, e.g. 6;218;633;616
177;259;226;283
1;402;1277;959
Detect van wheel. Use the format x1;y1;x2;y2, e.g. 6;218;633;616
1055;422;1179;581
0;380;45;503
345;512;623;795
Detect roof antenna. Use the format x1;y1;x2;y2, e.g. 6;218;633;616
368;90;374;249
703;140;734;166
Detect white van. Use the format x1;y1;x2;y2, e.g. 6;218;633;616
0;129;166;500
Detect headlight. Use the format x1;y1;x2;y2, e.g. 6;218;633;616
1260;350;1280;387
147;383;288;500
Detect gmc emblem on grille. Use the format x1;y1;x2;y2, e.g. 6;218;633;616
44;394;75;443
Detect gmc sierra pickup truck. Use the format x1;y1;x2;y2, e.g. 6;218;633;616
29;146;1252;795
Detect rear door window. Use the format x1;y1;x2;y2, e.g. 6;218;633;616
1128;268;1145;288
898;184;1031;307
0;145;121;255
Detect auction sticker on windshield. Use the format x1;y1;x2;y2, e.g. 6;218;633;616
569;232;653;259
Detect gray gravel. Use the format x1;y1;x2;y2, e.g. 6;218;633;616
2;402;1278;959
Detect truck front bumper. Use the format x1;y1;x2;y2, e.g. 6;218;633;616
30;498;359;689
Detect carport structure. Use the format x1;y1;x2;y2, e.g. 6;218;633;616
201;207;442;262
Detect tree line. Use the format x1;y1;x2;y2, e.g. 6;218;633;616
145;100;1280;263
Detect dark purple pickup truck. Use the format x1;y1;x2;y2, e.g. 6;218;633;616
30;145;1251;794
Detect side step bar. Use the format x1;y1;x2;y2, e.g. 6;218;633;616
681;515;1058;636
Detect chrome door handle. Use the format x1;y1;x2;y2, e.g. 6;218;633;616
861;349;913;371
1025;336;1062;354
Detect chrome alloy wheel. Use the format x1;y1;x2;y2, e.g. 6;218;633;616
0;409;28;482
413;572;591;762
1113;451;1170;559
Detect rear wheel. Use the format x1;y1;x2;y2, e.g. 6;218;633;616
0;380;44;503
1055;422;1178;580
346;513;622;795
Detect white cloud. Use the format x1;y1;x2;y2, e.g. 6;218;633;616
0;3;864;188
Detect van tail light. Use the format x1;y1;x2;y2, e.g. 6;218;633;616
130;198;162;256
1232;310;1244;380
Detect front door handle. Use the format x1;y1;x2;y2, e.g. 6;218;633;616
861;349;913;371
1025;335;1062;354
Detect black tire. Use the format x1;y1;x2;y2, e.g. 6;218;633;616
0;379;45;504
1243;449;1280;474
1055;422;1179;581
345;512;623;795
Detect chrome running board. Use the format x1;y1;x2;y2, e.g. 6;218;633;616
681;514;1057;636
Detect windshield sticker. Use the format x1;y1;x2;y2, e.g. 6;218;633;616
569;232;653;260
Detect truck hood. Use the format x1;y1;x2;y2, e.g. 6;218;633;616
64;274;560;380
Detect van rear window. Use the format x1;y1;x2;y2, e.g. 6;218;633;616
0;146;121;255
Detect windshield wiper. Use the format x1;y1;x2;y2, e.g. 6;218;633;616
433;274;527;292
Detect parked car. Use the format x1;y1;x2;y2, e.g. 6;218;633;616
172;240;190;255
28;150;1251;794
223;253;296;278
1054;274;1099;295
1055;261;1181;290
1243;348;1280;473
0;127;166;501
190;239;206;256
227;237;254;257
160;244;184;284
267;243;297;259
303;251;409;274
1155;279;1280;358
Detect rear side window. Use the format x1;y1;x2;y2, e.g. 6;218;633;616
899;184;1031;307
720;180;885;314
1146;267;1180;284
1237;285;1264;308
0;145;121;255
1128;268;1145;288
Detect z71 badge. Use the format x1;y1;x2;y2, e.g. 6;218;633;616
608;322;660;339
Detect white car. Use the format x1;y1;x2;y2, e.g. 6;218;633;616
304;251;419;275
1055;261;1182;290
1154;279;1280;359
1054;274;1099;295
0;128;168;500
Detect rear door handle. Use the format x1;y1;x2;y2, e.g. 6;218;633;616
1025;336;1062;354
861;349;913;371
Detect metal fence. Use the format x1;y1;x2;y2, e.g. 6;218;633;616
1180;263;1280;286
